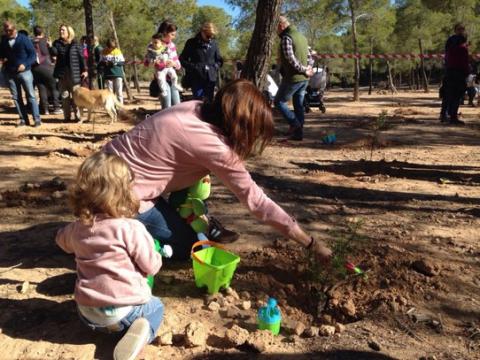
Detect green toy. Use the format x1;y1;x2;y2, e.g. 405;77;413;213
147;239;173;288
191;240;240;294
257;298;282;335
169;175;211;236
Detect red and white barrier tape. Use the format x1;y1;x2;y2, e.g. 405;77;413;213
313;53;479;60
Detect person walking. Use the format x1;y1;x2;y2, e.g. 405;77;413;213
31;25;62;115
180;22;223;102
274;16;314;141
440;24;470;125
51;24;87;122
0;21;42;127
99;38;125;104
144;21;182;109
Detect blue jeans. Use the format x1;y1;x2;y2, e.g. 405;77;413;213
78;296;164;343
274;80;308;128
6;70;41;125
160;82;180;109
191;79;216;102
137;198;197;260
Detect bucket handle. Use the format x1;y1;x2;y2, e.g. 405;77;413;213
191;240;225;265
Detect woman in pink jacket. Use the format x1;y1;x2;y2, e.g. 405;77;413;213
103;79;332;261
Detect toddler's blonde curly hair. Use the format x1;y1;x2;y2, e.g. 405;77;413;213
69;152;139;223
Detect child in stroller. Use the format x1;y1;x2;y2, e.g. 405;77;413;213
304;65;327;113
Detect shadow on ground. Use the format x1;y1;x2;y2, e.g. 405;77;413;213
190;350;398;360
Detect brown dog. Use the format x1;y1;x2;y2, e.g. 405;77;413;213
72;85;122;124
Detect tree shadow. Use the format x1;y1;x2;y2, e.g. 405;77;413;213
0;149;51;156
190;350;398;359
36;272;76;296
250;172;480;209
0;221;73;270
0;297;117;359
273;108;480;150
21;130;125;144
291;159;480;185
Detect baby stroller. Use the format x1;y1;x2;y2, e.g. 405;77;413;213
304;65;327;113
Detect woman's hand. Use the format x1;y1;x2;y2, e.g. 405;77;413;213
165;60;174;68
290;227;333;263
310;238;332;263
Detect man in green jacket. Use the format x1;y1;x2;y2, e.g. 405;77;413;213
274;16;313;141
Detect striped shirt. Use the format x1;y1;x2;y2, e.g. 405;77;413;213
281;36;314;74
144;41;181;71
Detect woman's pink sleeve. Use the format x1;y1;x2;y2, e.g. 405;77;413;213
204;150;301;239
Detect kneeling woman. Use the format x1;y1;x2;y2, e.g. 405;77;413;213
103;79;332;261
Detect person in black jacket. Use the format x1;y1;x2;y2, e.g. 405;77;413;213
31;25;62;115
180;22;223;102
51;24;87;122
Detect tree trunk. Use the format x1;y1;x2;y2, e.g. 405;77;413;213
418;39;429;93
348;0;360;101
83;0;96;89
368;37;373;95
408;67;413;90
241;0;282;90
386;60;397;94
415;63;420;90
133;56;141;93
108;10;132;101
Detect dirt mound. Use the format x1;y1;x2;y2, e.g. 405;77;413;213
1;177;68;207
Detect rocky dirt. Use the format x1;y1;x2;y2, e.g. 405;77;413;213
0;87;479;360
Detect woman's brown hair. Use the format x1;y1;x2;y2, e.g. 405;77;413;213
157;20;177;36
200;79;274;160
69;152;139;224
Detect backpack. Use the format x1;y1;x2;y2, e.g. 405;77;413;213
33;38;49;66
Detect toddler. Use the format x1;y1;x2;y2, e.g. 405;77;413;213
56;152;163;360
145;33;183;97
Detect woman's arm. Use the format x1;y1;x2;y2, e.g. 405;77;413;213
214;41;223;69
50;41;59;57
203;150;332;260
168;43;181;70
179;39;197;72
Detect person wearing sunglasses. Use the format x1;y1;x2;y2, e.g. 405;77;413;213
0;21;42;127
180;22;223;102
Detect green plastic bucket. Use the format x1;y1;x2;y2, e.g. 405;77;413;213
191;240;240;294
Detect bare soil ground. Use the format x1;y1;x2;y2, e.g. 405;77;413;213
0;87;479;360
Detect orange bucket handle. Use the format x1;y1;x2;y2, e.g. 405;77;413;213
191;240;225;265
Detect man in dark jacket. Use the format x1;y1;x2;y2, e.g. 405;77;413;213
274;16;313;141
180;22;223;102
440;24;469;125
0;21;41;127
